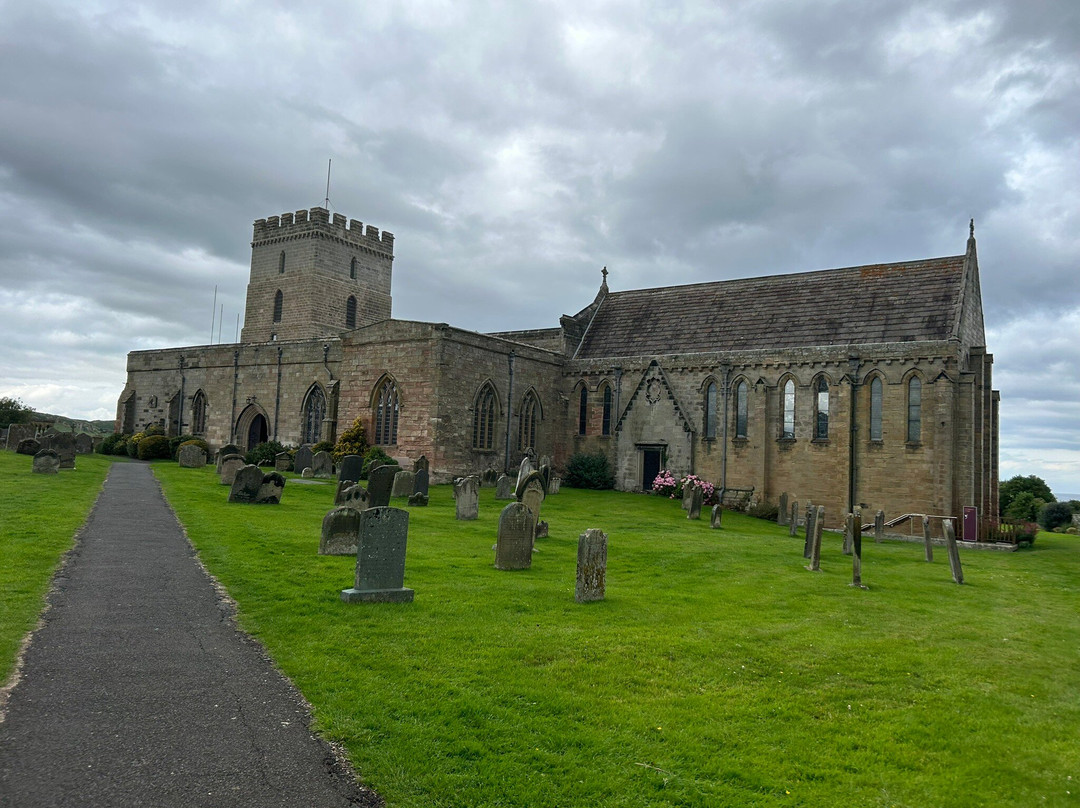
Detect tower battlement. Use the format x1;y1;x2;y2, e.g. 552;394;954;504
253;206;394;254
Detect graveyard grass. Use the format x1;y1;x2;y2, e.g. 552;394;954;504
0;452;115;684
153;464;1080;808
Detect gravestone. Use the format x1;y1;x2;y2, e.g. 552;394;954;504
922;515;933;562
311;451;333;478
335;479;352;505
367;465;397;508
535;521;549;539
549;476;561;495
806;505;825;572
407;492;429;507
339;484;369;510
414;455;429;475
788;500;799;537
391;470;415;498
178;444;207;468
843;512;854;556
481;468;498;487
515;453;534;491
575;529;608;602
944;519;964;584
216;444;241;472
495;475;514;500
803;503;816;559
687;485;703;520
338;454;364;484
516;469;546;501
319;506;363;556
32;449;60;474
256;472;286;504
710;505;723;529
74;434;93;455
293;445;314;475
874;510;885;542
17;438;41;456
219;454;245;485
850;526;868;589
682;483;695;511
7;424;34;450
301;467;314;478
412;468;429;497
454;475;480;520
778;492;789;525
228;465;265;503
341;507;414;603
274;452;291;472
495;503;533;570
539;463;551;490
49;433;76;469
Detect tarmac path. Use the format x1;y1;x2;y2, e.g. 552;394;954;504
0;461;378;807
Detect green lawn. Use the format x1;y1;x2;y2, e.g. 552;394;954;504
155;464;1079;807
0;450;115;683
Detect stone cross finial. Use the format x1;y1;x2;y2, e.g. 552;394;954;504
969;218;974;238
601;266;608;283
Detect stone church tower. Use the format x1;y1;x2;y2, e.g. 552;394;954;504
239;207;394;342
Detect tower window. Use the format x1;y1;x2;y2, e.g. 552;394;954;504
346;296;357;329
350;257;357;279
278;251;285;274
273;290;283;323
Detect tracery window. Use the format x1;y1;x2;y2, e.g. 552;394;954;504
870;377;883;441
519;390;539;451
191;390;207;436
473;384;497;450
735;380;748;439
374;378;399;446
907;377;922;443
814;377;829;440
578;386;588;436
273;290;283;323
302;385;326;444
781;379;796;439
601;385;612;436
346;296;357;329
704;381;717;439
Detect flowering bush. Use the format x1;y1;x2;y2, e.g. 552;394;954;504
681;474;718;506
651;469;680;497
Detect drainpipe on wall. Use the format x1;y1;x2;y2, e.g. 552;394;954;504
177;356;186;437
230;350;240;444
720;365;730;494
848;355;861;515
504;350;515;473
273;346;283;441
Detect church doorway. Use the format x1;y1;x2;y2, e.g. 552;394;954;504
641;448;662;491
235;403;269;452
246;414;268;451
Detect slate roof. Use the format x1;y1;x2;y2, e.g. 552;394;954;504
575;255;967;358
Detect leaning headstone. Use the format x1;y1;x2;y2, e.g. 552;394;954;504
367;465;397;508
256;472;286;504
843;512;855;556
806;505;825;572
391;470;416;498
687;485;703;520
874;510;885;542
495;474;514;500
778;492;789;525
412;468;429;498
454;475;480;520
341;507;414;603
944;519;964;584
216;444;241;472
516;453;534;491
539;463;551;491
495;502;533;570
710;505;723;529
922;515;933;562
311;451;333;478
334;479;351;505
17;437;41;456
575;529;608;603
850;526;868;589
178;444;207;468
319;506;363;556
516;469;547;501
228;464;265;503
219;454;245;485
301;467;314;478
274;452;291;472
293;445;314;475
788;500;799;537
74;433;93;455
338;454;364;484
32;449;60;474
803;503;816;559
481;468;498;487
340;484;369;510
413;455;430;475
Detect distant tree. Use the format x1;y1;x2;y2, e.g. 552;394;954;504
0;396;34;428
999;475;1055;517
1038;501;1074;531
1005;491;1043;522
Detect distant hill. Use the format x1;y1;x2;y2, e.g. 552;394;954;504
30;412;115;436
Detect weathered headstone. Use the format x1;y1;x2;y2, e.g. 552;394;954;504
32;449;60;474
481;468;498;487
219;454;245;485
256;472;286;504
575;529;608;602
549;476;561;495
216;444;241;472
495;474;514;500
710;505;723;528
391;470;416;498
788;500;799;537
49;432;76;469
803;503;816;559
367;464;397;508
340;484;369;510
539;463;551;491
413;455;430;475
17;438;41;456
74;434;93;455
454;475;480;520
806;505;825;572
6;424;34;451
778;492;789;525
301;467;314;479
319;506;363;556
341;507;414;603
515;454;534;492
922;515;933;562
516;469;547;501
407;492;429;506
874;510;885;542
228;464;265;502
274;452;292;472
311;451;333;478
338;454;364;484
687;485;703;520
535;521;549;538
944;519;964;584
178;444;207;468
495;502;533;570
412;468;429;497
843;512;854;556
850;527;868;589
682;483;695;511
293;445;314;475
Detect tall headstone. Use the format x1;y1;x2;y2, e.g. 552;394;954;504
178;444;207;468
454;475;480;520
311;450;333;478
806;505;825;572
391;470;416;498
922;515;933;562
575;529;608;602
228;465;265;502
803;503;816;559
778;492;789;525
74;433;93;455
710;505;723;529
495;474;514;500
850;527;868;589
539;463;551;491
6;424;34;451
293;445;314;475
274;452;292;472
519;477;545;522
944;519;964;584
682;483;695;511
788;500;799;537
874;510;885;542
50;432;76;469
219;455;245;485
843;512;854;556
413;455;429;475
687;485;703;520
549;476;561;495
412;468;429;497
32;449;60;474
341;507;414;603
216;444;241;472
495;503;533;570
320;506;363;556
515;453;534;491
367;465;397;508
338;454;364;484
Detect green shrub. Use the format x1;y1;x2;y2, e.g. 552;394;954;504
246;441;288;467
564;452;615;490
312;440;335;455
362;446;399;479
98;433;124;455
1038;501;1074;531
127;432;146;458
169;434;196;459
144;424;166;437
179;438;210;456
747;501;779;521
137;434;172;460
111;435;130;456
334;417;368;463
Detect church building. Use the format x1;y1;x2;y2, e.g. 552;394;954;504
117;205;999;529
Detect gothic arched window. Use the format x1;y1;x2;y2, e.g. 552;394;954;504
907;377;922;443
374;378;399;446
191;390;207;435
704;381;717;439
346;296;357;329
814;377;829;440
578;386;588;436
735;380;748;439
350;257;357;279
278;251;285;274
601;384;612;436
870;377;883;441
302;385;326;444
472;384;497;450
519;390;539;451
273;290;283;323
781;379;796;439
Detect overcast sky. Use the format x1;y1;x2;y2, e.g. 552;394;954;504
1;0;1077;495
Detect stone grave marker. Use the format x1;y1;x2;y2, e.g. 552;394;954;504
216;444;241;472
874;510;885;542
334;479;351;505
539;463;551;491
806;505;825;572
687;486;703;520
413;468;429;497
843;512;854;556
803;503;816;559
682;483;695;511
228;465;265;503
391;470;415;498
922;515;933;562
341;507;414;603
6;424;34;450
293;445;314;475
75;434;93;455
311;451;333;478
32;449;60;474
414;455;429;475
340;484;369;510
710;505;723;529
256;472;286;504
301;467;314;478
495;502;533;570
575;529;608;603
549;476;561;495
850;526;868;589
320;506;363;556
516;469;547;501
778;492;789;525
944;519;964;584
481;468;498;487
407;492;429;507
17;438;41;456
49;433;76;469
454;475;480;520
535;521;549;538
495;474;514;500
274;452;291;472
788;500;799;537
219;454;245;485
516;453;534;491
178;444;207;468
338;454;364;484
367;465;397;507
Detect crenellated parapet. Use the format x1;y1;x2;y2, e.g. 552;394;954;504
253;206;394;254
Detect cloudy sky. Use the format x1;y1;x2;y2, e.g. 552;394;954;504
1;0;1077;495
